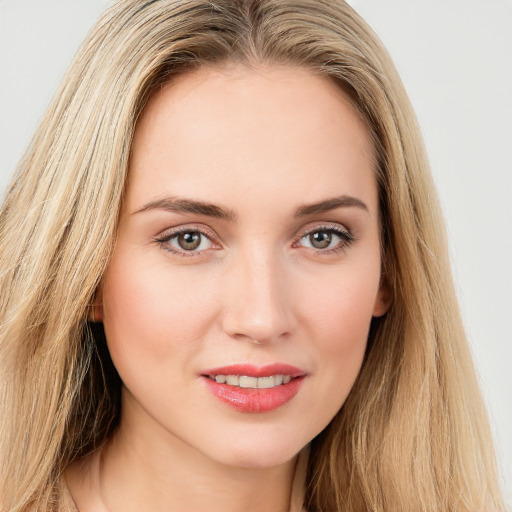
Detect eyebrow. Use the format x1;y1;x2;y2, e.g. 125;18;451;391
133;197;236;221
133;194;368;220
294;195;368;216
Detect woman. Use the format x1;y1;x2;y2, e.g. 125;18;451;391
0;0;505;511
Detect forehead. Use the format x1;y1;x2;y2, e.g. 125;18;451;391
127;63;378;215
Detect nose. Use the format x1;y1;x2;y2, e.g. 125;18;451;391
220;245;296;344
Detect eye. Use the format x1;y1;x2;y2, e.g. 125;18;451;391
155;227;217;256
304;230;335;249
171;231;209;251
296;226;354;252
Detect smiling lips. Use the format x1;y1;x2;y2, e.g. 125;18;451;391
201;364;306;413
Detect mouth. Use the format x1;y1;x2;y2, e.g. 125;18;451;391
200;364;306;413
205;374;293;388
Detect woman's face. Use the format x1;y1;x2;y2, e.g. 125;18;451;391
100;64;389;468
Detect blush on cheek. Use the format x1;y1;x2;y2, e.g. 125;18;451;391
101;269;167;365
308;279;377;339
102;259;218;367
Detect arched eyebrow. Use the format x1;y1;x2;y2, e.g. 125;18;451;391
294;195;368;216
133;197;236;221
133;194;368;220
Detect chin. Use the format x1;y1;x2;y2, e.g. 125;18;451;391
216;448;298;470
201;428;309;469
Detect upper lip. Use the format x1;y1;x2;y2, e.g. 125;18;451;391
200;363;306;378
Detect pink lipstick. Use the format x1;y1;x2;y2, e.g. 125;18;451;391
200;364;306;413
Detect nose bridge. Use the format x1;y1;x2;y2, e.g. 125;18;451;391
221;240;294;343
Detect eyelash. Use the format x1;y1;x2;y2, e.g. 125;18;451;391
154;224;355;258
294;224;356;255
154;226;218;258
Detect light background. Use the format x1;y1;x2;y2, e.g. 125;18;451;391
1;0;511;502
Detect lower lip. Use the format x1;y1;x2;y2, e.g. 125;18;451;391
202;376;305;413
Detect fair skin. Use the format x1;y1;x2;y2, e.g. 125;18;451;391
66;63;389;512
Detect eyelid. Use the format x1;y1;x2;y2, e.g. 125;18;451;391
153;221;355;258
292;222;355;252
154;224;222;257
295;221;353;239
156;223;219;241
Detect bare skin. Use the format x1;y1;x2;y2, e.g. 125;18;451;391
66;63;389;512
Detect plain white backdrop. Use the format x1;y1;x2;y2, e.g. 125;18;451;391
1;0;511;502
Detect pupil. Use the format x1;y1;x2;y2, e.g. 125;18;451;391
178;232;201;250
311;231;331;249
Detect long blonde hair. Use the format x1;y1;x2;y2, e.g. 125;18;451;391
0;1;505;510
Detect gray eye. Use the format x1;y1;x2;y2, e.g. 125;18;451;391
297;227;353;252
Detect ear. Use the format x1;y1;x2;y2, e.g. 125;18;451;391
88;285;104;323
372;273;392;317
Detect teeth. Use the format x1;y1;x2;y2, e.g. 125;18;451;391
239;376;258;388
225;375;239;386
211;374;293;389
258;376;275;389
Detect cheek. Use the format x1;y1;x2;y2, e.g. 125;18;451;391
302;258;381;344
100;254;220;369
309;288;373;383
322;280;376;336
297;260;381;401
